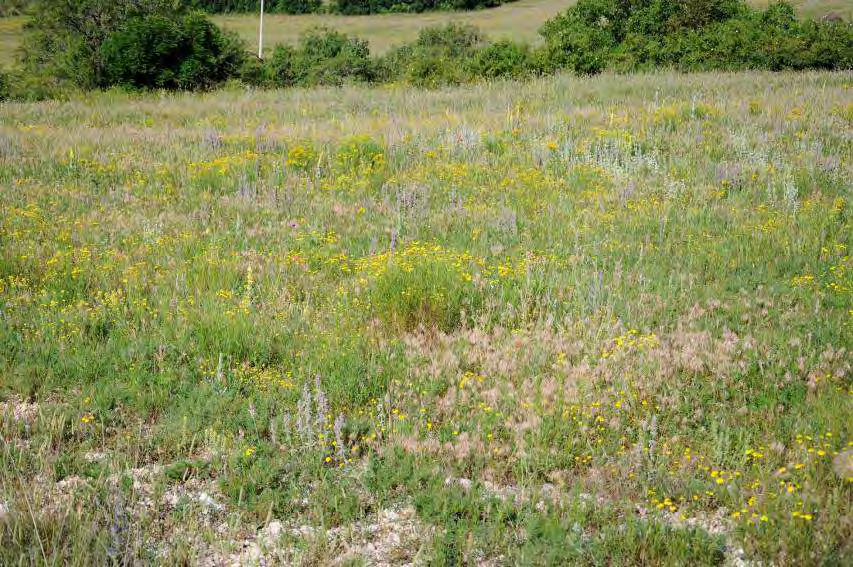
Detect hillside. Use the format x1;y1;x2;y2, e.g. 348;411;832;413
215;0;576;56
0;0;849;66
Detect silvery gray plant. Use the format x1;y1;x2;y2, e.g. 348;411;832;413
296;383;313;442
293;375;333;447
333;414;347;464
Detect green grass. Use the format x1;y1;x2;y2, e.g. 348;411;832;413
752;0;852;18
1;69;851;564
0;16;24;67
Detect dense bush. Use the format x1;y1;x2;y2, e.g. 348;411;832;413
539;0;853;73
0;67;71;101
19;1;246;91
661;5;853;71
187;0;322;14
238;54;272;86
100;12;245;90
379;24;484;87
466;40;534;79
21;0;191;89
266;28;375;87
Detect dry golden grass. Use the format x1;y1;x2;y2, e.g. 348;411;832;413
215;0;576;57
0;16;24;66
752;0;851;18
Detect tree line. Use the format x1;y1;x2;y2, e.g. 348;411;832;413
1;0;850;100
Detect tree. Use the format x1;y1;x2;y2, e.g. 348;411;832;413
21;0;245;90
22;0;185;88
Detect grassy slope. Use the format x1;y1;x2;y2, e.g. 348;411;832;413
0;71;851;564
216;0;577;57
0;0;850;65
0;16;23;66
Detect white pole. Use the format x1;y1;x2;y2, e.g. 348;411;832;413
258;0;265;59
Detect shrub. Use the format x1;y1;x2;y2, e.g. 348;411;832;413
0;70;8;100
21;0;183;89
540;0;853;73
99;12;245;90
267;44;299;87
467;40;534;79
369;253;479;332
268;28;375;87
538;0;621;74
333;0;392;15
798;19;853;70
0;69;69;101
414;23;484;58
238;54;273;86
659;5;853;71
380;24;484;87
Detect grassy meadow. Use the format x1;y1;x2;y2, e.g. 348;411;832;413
1;69;851;564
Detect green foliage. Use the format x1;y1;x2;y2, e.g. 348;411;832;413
237;54;272;86
99;11;245;90
661;7;853;71
267;27;375;87
0;69;8;100
265;44;297;87
369;254;480;332
410;22;484;59
540;0;853;73
21;0;184;89
538;0;618;75
380;23;484;87
0;66;70;101
467;39;535;79
19;1;244;92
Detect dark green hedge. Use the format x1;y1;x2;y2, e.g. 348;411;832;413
100;12;245;89
539;0;853;74
267;27;375;86
16;0;244;92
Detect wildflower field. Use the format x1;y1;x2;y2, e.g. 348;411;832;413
1;71;851;564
